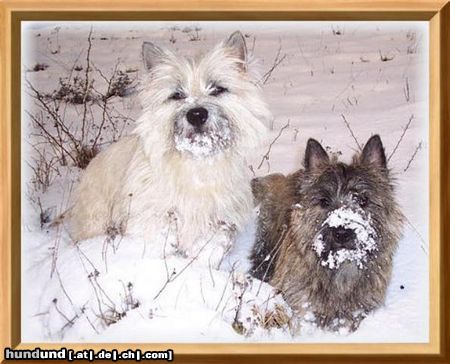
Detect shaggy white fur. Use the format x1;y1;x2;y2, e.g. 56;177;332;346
69;32;271;264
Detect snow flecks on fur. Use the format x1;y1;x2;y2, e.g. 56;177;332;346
312;234;325;256
313;207;378;269
174;129;233;159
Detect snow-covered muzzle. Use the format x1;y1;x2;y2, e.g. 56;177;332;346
173;103;234;159
312;206;378;270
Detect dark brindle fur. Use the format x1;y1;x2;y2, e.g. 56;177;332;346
250;135;404;331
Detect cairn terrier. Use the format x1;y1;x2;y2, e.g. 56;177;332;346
250;135;404;332
69;31;271;264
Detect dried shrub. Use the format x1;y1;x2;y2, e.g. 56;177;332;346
32;63;49;72
50;76;97;104
251;303;291;330
106;70;134;98
26;28;135;170
74;145;100;170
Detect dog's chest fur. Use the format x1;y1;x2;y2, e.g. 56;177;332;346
119;135;253;250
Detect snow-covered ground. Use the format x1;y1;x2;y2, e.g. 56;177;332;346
21;21;429;343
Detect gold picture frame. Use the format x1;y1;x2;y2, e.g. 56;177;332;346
1;1;449;362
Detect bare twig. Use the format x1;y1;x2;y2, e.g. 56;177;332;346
248;165;256;178
403;77;410;102
50;226;62;278
340;114;362;151
256;226;288;296
387;114;414;162
26;79;80;150
26;144;60;192
52;298;76;326
257;120;290;170
73;242;120;325
231;282;249;335
208;254;216;288
404;214;428;255
101;236;110;273
74;242;99;273
199;279;206;304
93;274;116;309
85;314;100;334
250;36;256;55
55;268;75;307
161;219;172;280
215;263;237;311
81;27;93;145
92;61;120;149
260;40;287;85
153;232;217;300
87;273;108;323
25;111;78;165
404;141;422;172
292;128;299;142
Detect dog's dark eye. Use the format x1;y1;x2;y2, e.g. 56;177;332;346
358;195;369;207
209;85;228;97
318;198;330;208
169;91;186;101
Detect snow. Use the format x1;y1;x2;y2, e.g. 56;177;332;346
21;21;429;343
174;129;232;159
312;234;325;256
314;206;378;269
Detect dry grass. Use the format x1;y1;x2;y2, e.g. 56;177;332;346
25;28;136;173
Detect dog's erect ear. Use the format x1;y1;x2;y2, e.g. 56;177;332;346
361;134;387;169
142;42;167;71
304;139;330;172
223;31;248;71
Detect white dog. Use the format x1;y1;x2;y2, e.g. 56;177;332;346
69;31;271;263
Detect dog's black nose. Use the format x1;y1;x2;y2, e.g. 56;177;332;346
331;227;356;249
187;107;208;127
